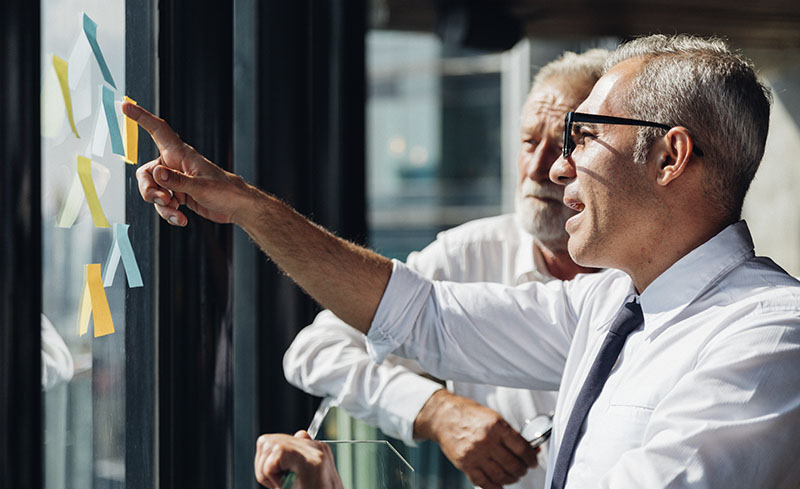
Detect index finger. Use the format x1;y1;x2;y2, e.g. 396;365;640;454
122;102;182;152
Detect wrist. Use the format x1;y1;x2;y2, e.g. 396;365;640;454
413;388;451;442
229;178;267;228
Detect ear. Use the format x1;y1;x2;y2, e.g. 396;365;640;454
652;127;698;186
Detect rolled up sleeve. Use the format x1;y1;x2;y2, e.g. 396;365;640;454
367;260;577;390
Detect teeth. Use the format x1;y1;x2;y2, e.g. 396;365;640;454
568;202;584;212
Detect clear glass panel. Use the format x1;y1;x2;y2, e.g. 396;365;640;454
366;30;503;259
326;441;415;489
41;1;128;488
318;29;505;489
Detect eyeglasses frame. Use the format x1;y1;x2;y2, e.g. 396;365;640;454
562;111;704;159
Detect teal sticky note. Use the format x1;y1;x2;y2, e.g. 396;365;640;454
103;223;144;288
102;85;125;156
83;13;116;89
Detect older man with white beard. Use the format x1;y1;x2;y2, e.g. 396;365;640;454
281;49;607;489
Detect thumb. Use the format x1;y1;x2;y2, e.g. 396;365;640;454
293;430;312;440
153;165;194;194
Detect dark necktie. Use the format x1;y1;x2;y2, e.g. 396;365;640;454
550;300;644;489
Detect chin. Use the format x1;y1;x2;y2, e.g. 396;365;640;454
566;233;597;268
515;202;573;246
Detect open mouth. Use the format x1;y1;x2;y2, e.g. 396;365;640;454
563;198;585;233
564;199;585;213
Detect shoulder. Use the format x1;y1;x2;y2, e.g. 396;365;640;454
407;214;526;283
717;256;800;312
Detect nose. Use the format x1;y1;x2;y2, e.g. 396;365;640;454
549;154;576;186
519;140;558;182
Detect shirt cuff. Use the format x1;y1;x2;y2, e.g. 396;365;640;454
376;371;444;445
366;260;433;364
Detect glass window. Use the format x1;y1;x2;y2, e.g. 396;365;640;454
318;29;506;489
41;2;145;488
367;31;504;260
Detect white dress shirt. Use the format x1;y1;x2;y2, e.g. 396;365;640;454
284;214;558;488
367;221;800;488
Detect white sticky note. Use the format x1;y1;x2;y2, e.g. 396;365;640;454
41;62;67;140
55;158;112;228
68;21;93;125
55;173;84;228
72;79;92;125
91;91;108;158
67;29;91;90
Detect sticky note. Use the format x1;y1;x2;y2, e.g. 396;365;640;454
68;21;93;124
77;155;110;227
102;85;125;156
83;13;116;89
52;55;80;139
67;27;91;90
55;173;84;228
42;64;66;139
72;79;92;125
102;223;144;288
79;264;115;337
123;96;139;165
56;157;111;228
91;99;109;158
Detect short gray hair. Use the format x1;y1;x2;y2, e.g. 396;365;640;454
605;34;772;220
530;48;610;98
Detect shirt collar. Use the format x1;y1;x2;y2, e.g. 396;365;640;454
514;225;554;284
638;220;755;336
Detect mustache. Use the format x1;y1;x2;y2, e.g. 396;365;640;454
519;180;564;201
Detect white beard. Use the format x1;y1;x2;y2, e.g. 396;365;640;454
514;179;574;251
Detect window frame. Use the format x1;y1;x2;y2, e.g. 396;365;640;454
0;0;42;487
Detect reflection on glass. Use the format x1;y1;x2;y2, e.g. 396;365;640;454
367;30;502;260
41;1;127;488
325;440;415;489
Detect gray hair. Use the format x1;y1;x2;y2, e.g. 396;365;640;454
605;34;772;220
530;48;610;98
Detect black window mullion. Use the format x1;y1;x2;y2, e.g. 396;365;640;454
0;1;42;488
125;0;159;488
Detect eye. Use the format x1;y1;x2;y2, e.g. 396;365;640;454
571;125;596;147
522;138;539;150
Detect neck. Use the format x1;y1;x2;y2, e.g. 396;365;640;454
536;241;599;281
625;218;732;293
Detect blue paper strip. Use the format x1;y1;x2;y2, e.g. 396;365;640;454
102;85;125;156
83;13;116;89
102;223;144;288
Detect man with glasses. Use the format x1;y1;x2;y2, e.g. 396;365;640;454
282;49;607;489
128;33;800;488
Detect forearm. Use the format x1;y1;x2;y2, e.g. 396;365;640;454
233;184;392;333
126;103;392;331
284;310;443;443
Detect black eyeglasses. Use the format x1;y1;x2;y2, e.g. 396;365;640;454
562;111;704;159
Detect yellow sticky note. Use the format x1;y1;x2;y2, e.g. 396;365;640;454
76;155;110;228
52;55;80;139
123;96;138;165
78;264;115;337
